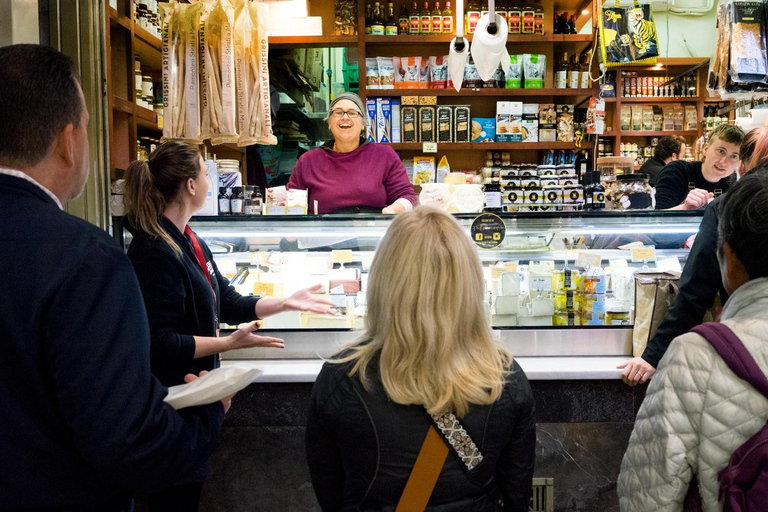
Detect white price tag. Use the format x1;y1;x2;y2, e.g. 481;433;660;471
657;257;682;272
631;246;657;263
575;251;602;268
609;258;629;269
422;142;437;153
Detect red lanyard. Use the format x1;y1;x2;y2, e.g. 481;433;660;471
184;225;217;311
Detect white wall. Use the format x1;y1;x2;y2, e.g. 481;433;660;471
0;0;39;47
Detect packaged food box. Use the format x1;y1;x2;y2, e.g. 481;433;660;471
401;106;418;142
412;156;436;185
496;101;523;142
471;117;496;142
454;105;471;143
418;106;436;143
437;106;453;143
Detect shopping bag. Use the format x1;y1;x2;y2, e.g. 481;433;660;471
632;271;680;357
599;0;659;67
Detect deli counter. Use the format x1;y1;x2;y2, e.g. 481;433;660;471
113;211;703;381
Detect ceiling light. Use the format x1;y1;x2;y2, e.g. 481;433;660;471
581;9;590;14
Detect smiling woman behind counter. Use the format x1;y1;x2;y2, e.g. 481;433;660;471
287;92;417;214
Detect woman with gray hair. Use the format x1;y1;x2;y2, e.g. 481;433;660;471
618;165;768;510
287;92;416;214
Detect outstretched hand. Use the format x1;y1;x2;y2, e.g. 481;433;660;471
226;321;285;351
283;284;336;315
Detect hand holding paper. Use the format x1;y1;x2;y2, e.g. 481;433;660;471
165;364;264;410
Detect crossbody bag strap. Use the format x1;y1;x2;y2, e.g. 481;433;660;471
395;425;449;512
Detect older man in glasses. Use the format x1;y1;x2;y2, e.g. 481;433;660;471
288;92;416;214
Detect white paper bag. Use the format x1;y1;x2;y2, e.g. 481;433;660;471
164;363;263;410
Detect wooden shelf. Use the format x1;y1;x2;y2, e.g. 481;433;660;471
363;33;592;45
618;97;699;103
108;6;132;31
619;131;699;137
112;96;134;114
269;36;357;48
134;23;162;52
365;88;596;97
135;105;162;132
387;142;592;151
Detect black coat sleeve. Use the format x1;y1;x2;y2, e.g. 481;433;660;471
654;162;688;210
306;364;347;511
496;361;537;512
48;239;224;489
129;247;197;368
642;199;725;367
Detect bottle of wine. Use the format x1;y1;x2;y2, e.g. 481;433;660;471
431;2;442;34
385;2;398;35
371;2;385;34
568;54;580;89
365;2;373;34
420;1;431;33
442;1;454;33
409;1;420;34
579;51;591;89
398;3;409;34
555;52;569;89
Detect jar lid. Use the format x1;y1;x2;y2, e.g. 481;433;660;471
617;173;649;182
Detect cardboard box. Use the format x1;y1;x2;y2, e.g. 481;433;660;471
539;103;557;142
437;106;453;143
419;95;437;105
401;106;418;142
401;95;419;105
392;98;401;143
419;106;436;143
556;104;575;142
471;118;496;142
376;98;392;143
496;101;523;142
454;106;471;143
366;99;377;143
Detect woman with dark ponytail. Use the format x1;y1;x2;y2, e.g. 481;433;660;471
123;141;334;511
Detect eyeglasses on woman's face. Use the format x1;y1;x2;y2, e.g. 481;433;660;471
329;109;362;119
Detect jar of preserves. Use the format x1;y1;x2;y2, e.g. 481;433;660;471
606;308;631;325
552;268;581;292
611;173;653;210
553;310;581;326
554;291;582;311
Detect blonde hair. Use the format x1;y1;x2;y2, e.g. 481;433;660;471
333;207;512;417
123;141;202;255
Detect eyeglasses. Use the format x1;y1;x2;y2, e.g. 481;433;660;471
329;109;361;119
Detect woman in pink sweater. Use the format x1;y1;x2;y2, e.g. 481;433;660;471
288;92;416;214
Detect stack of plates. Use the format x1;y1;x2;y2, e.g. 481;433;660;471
217;159;240;173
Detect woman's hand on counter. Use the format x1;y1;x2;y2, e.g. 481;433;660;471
226;321;285;351
184;370;237;413
382;202;406;215
617;357;656;386
255;284;336;317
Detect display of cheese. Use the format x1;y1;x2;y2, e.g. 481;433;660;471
419;183;484;213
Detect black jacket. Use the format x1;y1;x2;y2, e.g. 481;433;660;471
638;156;666;187
642;195;728;367
0;174;224;510
306;357;536;512
654;160;730;209
127;217;260;387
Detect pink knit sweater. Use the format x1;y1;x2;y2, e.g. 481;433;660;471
287;142;417;214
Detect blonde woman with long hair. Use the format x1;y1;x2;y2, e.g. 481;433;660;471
306;207;536;512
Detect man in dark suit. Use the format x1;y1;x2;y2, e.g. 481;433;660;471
0;44;227;511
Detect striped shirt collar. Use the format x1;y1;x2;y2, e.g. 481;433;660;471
0;168;63;210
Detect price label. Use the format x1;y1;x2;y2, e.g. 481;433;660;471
250;252;268;266
423;142;438;153
631;246;657;263
253;282;275;296
609;258;629;269
576;251;602;268
332;250;353;264
657;257;682;272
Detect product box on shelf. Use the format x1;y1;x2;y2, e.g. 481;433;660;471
521;104;539;143
375;98;392;143
539;103;557;142
496;101;523;142
366;98;377;143
392;98;401;143
413;156;436;184
419;105;436;143
437;106;453;143
401;106;418;142
471;118;496;143
556;104;575;142
454;105;471;143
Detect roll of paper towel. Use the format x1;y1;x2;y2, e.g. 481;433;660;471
471;13;509;81
448;37;471;92
749;108;768;126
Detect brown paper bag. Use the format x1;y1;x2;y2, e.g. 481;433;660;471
632;271;681;357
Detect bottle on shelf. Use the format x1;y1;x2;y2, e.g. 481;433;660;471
555;52;569;88
134;54;142;103
371;2;385;34
398;3;410;34
508;0;521;33
521;0;535;34
481;0;489;19
533;0;544;35
431;2;442;34
365;3;373;34
496;0;508;29
466;0;481;33
568;54;580;89
386;2;398;34
567;14;576;33
575;150;591;179
409;1;421;34
579;51;591;89
442;1;454;34
420;1;432;33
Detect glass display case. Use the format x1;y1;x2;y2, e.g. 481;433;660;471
113;211;704;362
